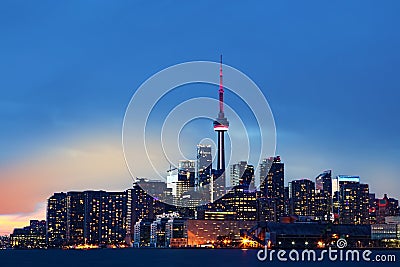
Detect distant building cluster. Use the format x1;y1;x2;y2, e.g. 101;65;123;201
5;155;400;249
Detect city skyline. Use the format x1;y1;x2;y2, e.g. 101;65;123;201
1;1;400;237
4;154;399;249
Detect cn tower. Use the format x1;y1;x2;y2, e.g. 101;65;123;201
213;55;229;173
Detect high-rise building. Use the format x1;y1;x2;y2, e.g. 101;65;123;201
230;161;248;188
339;183;369;225
332;175;362;220
83;191;128;245
48;190;128;247
332;175;361;217
66;191;85;245
46;192;67;247
314;170;332;221
106;192;128;244
259;156;285;221
289;179;315;217
240;165;254;191
197;145;212;187
84;190;107;245
126;184;155;244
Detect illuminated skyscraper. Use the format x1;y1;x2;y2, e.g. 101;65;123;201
66;192;85;245
332;175;360;217
289;178;315;217
259;156;285;221
314;170;332;221
229;161;248;188
84;190;107;245
126;183;155;244
106;192;128;244
197;144;212;187
46;192;67;247
339;183;369;225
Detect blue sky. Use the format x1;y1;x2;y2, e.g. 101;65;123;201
0;0;400;223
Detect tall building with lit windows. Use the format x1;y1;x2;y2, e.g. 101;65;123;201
314;170;332;221
332;175;360;216
289;179;315;217
46;192;67;247
66;191;85;245
84;190;107;245
106;192;128;244
259;156;285;221
339;183;369;225
48;190;127;247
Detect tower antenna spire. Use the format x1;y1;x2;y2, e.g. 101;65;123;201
219;54;224;115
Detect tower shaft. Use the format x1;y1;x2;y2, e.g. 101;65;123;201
217;130;225;171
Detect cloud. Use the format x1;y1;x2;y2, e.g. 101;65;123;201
0;128;131;217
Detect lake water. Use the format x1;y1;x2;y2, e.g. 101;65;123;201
0;248;399;267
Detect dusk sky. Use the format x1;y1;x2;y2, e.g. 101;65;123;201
1;1;399;234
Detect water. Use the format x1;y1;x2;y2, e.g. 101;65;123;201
0;248;399;267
